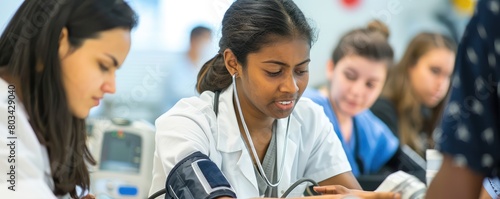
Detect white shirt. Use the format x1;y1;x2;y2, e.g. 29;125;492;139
0;78;66;198
149;84;351;198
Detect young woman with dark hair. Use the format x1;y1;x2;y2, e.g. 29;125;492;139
150;0;399;198
0;0;137;198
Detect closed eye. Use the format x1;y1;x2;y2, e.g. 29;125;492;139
99;63;110;72
295;68;308;75
344;72;356;80
366;82;375;89
267;70;282;77
430;67;441;75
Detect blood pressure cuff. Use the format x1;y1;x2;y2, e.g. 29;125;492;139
165;152;237;199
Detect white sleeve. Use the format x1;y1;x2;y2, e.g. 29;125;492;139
154;102;214;178
302;101;351;182
0;101;57;198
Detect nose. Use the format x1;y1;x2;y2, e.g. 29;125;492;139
280;73;299;94
436;76;450;94
349;80;365;97
102;75;116;94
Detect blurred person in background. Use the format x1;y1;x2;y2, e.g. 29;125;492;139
303;20;398;180
427;0;500;198
371;32;457;157
163;25;213;112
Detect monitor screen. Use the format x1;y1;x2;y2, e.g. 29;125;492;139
100;130;142;174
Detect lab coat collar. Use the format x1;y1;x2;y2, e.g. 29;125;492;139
214;84;301;194
215;84;242;153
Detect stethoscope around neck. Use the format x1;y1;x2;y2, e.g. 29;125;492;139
146;74;317;199
231;73;290;188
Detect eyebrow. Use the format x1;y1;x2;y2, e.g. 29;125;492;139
344;67;358;75
262;58;311;67
105;53;119;67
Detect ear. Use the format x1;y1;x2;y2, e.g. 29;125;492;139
326;59;335;80
223;48;240;77
58;27;70;59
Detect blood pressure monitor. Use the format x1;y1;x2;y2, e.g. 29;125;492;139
86;118;155;199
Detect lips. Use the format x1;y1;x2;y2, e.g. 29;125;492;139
345;99;358;108
92;97;102;106
278;101;292;105
275;99;295;111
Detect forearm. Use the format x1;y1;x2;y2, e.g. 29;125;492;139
319;171;362;190
426;155;483;199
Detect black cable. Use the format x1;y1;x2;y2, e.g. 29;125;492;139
280;178;319;198
149;178;319;198
148;188;166;199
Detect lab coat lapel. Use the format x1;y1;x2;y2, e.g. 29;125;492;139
214;85;259;193
236;148;259;193
215;85;242;153
277;115;299;193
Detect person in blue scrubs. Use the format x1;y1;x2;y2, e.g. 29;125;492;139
304;20;398;178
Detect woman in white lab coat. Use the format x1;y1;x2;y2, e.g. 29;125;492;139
0;0;137;198
150;1;400;199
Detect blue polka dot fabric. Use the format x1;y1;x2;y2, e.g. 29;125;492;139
436;0;500;178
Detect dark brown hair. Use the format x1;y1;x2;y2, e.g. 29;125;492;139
0;0;137;197
331;20;393;65
196;0;315;93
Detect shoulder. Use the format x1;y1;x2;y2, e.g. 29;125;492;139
0;81;54;195
156;90;218;130
356;110;395;135
158;91;215;118
302;88;329;106
370;97;398;119
0;79;25;124
292;97;334;137
371;98;395;111
356;110;385;124
294;97;327;119
370;98;399;135
0;78;11;107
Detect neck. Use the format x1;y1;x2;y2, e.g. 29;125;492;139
234;101;275;136
232;87;274;137
330;98;353;141
187;48;200;65
329;98;350;125
233;92;275;164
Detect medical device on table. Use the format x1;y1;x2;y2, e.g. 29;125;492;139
87;118;155;199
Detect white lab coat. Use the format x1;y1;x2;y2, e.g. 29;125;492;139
0;78;67;198
149;84;351;198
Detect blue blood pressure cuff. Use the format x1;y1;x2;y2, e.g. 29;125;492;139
165;152;237;199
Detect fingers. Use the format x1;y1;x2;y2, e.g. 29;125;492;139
312;187;400;199
352;191;401;199
306;193;394;199
313;185;351;194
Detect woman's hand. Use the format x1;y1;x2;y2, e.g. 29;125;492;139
312;185;401;199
